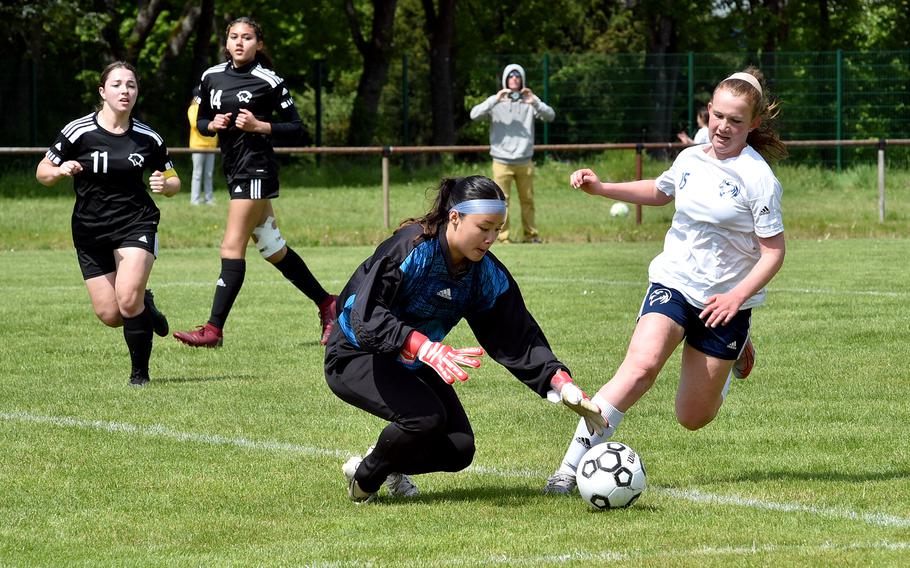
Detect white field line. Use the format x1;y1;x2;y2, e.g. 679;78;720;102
5;279;907;298
3;410;910;530
464;541;910;567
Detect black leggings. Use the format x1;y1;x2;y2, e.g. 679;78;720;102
325;352;475;493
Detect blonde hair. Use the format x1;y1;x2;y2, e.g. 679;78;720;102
715;66;788;163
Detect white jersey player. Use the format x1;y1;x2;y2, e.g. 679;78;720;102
545;67;788;495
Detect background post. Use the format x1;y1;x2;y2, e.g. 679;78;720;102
878;138;886;223
635;142;643;225
382;146;391;230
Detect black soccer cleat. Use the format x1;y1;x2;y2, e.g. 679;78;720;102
144;289;169;337
129;368;150;387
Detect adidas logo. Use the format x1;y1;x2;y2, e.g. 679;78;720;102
234;186;243;193
216;278;226;287
138;235;148;243
726;340;738;350
759;206;771;216
436;288;452;300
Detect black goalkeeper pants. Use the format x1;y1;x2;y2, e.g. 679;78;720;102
325;351;475;493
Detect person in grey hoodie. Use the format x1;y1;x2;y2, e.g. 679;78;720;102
470;64;555;243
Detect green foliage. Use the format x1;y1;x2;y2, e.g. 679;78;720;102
3;1;910;155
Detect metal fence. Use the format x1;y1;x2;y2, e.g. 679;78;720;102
459;51;910;168
5;50;909;169
5;138;906;227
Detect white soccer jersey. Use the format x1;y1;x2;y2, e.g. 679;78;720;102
649;144;784;309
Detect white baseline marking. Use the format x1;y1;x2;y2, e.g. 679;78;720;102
0;410;346;459
467;541;910;567
3;410;910;530
3;279;906;298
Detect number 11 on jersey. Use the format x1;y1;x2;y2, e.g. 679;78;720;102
91;150;108;173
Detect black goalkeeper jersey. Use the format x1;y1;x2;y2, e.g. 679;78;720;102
196;60;302;185
326;223;569;398
44;113;174;247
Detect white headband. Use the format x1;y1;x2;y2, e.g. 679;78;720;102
725;72;763;96
450;199;507;216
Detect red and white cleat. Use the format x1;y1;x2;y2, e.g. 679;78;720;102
318;295;337;346
173;323;223;348
733;338;755;379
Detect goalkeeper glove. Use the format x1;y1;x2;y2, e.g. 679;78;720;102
548;370;608;435
401;331;484;385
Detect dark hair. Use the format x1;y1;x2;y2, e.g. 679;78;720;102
224;16;274;69
99;61;139;90
397;175;506;239
697;106;709;124
715;66;788;163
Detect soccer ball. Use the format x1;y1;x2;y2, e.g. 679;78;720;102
576;442;647;510
610;202;630;217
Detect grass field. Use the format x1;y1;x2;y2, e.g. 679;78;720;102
2;241;910;566
1;160;910;566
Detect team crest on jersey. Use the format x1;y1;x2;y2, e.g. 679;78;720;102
648;288;672;306
237;90;253;103
128;153;145;167
719;178;741;198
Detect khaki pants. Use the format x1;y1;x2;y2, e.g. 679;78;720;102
492;160;538;242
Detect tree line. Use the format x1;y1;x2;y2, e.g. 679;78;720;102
2;0;907;150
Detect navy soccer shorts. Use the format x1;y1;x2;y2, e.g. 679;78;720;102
638;282;751;360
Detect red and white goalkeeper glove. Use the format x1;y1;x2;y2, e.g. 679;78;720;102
549;370;608;435
401;331;484;385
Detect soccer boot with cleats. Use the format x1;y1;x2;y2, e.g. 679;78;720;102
543;471;577;495
733;338;755;379
144;289;169;337
342;455;376;504
365;445;419;498
318;295;337;346
129;368;150;387
173;323;223;348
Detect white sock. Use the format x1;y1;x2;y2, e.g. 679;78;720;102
556;395;624;476
721;370;733;400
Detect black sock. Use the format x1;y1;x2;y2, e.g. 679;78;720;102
272;247;329;304
209;258;246;329
122;310;153;376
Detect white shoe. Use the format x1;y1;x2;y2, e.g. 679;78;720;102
365;445;419;498
543;471;577;495
342;455;375;503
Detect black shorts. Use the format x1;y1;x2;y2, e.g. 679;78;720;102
638;282;752;360
228;177;279;200
76;230;158;279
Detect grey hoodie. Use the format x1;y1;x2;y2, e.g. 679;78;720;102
469;63;556;164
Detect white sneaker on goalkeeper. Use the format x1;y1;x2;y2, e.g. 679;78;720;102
365;445;419;498
342;455;375;504
543;471;577;495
